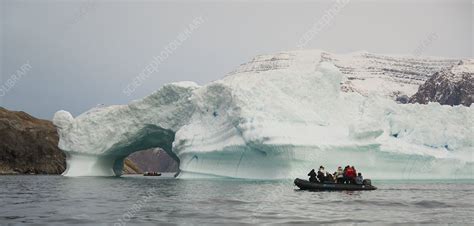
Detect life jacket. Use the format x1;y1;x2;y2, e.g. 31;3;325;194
346;168;355;177
343;167;349;177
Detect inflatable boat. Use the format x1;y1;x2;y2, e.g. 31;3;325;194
143;172;161;176
294;178;377;191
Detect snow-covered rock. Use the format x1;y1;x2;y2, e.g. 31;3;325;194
410;59;474;106
53;50;473;179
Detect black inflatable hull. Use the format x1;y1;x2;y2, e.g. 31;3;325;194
294;178;377;191
143;173;161;176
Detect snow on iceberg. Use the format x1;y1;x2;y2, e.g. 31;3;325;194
53;50;473;179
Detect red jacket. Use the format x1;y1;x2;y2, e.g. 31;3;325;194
346;168;356;178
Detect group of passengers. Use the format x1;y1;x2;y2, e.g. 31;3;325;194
308;165;363;185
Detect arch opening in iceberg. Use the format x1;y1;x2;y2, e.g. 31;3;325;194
53;81;199;177
106;125;177;176
61;125;177;177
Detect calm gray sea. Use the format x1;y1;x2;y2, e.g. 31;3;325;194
0;174;473;224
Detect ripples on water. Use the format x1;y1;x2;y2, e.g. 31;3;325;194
0;175;473;224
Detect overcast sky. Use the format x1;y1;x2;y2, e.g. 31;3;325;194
1;0;472;119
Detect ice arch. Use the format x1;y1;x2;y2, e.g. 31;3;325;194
106;125;176;176
53;81;199;176
63;126;176;176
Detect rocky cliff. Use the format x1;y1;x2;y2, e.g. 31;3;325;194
0;107;66;174
0;107;141;174
229;50;461;100
409;60;473;106
123;159;142;174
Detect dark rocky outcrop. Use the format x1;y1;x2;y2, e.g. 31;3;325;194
123;159;142;174
0;107;66;174
409;60;473;107
0;107;142;175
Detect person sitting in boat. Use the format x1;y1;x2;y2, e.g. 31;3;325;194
343;165;350;184
326;172;335;183
345;166;356;184
334;166;344;184
317;166;326;183
308;169;318;183
352;166;357;180
355;173;364;185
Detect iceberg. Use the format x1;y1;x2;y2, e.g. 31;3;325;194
53;50;473;179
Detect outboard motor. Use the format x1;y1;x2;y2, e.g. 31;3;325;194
363;179;372;186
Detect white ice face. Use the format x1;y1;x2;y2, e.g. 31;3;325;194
53;50;473;179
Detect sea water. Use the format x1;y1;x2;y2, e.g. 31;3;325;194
0;174;472;224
